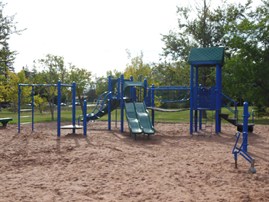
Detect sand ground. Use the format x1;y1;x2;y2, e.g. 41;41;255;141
0;121;268;202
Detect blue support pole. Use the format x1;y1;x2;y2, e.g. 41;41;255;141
151;84;155;126
143;78;148;103
215;64;222;134
108;76;112;130
195;66;199;132
243;102;249;152
117;78;120;100
18;84;21;133
83;99;87;136
199;110;202;130
72;82;76;134
57;81;62;137
190;65;194;134
120;74;124;133
130;76;134;101
57;81;61;137
31;86;35;132
194;110;198;132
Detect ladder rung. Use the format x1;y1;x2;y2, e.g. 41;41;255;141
21;116;30;118
20;109;32;112
21;122;31;125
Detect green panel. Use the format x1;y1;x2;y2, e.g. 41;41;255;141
123;81;144;89
188;47;224;65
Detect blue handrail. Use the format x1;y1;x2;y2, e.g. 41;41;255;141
221;93;238;120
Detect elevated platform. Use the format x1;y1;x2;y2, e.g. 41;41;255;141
60;125;83;129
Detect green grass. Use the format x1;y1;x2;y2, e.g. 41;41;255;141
0;106;268;125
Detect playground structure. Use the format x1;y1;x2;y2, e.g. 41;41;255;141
18;81;87;137
188;47;254;134
78;75;156;139
16;48;255;140
15;47;256;172
82;75;189;139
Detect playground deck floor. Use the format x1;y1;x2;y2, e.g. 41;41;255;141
0;122;268;201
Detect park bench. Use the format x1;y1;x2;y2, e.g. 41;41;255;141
0;117;13;128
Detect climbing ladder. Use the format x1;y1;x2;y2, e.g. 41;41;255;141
220;93;254;132
201;110;214;135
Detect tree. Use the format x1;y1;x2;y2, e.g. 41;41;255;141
151;61;189;87
222;0;269;110
0;2;23;75
124;51;154;85
3;70;30;112
161;0;252;86
68;64;92;113
33;54;68;120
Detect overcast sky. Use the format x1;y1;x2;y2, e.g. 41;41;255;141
4;0;258;77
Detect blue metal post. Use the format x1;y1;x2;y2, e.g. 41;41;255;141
130;76;134;101
83;99;87;136
199;110;202;130
57;81;61;137
195;66;199;132
194;110;198;132
108;76;112;130
190;65;194;134
18;84;21;133
31;86;35;132
215;64;222;134
117;78;120;100
151;84;155;126
120;74;124;132
243;102;249;152
143;78;148;103
72;82;76;134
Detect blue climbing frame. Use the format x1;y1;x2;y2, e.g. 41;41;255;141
147;85;190;126
18;81;81;137
188;47;224;134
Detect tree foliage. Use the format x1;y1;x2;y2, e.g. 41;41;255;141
161;0;269;110
0;2;22;75
68;64;92;112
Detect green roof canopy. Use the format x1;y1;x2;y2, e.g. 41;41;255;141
188;47;224;66
123;81;144;90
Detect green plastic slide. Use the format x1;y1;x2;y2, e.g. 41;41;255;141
134;102;155;135
125;102;143;134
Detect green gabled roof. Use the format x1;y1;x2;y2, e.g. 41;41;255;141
124;81;144;90
188;47;224;66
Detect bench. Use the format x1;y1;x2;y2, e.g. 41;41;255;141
0;117;13;128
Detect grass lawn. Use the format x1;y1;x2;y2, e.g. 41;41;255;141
0;105;268;125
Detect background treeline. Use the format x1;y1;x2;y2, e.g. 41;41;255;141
0;0;268;114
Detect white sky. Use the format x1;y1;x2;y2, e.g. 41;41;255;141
4;0;259;77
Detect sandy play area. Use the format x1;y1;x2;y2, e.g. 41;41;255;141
0;121;268;202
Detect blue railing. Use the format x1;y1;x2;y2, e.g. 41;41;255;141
221;93;238;120
91;91;112;114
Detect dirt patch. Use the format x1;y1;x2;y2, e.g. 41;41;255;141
0;122;268;201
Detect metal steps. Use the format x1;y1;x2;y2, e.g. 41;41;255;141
219;113;254;132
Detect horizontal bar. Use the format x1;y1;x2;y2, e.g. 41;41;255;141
19;83;73;87
150;86;190;91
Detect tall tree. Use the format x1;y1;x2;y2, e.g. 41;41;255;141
222;0;269;110
161;0;252;86
0;2;22;75
68;64;92;113
33;54;68;120
124;51;154;85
